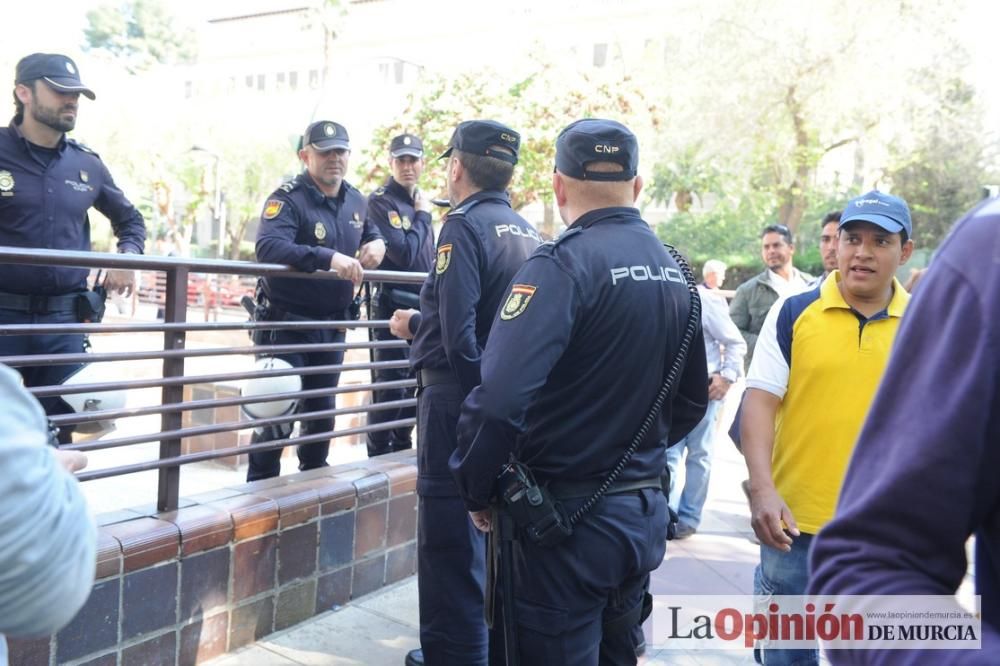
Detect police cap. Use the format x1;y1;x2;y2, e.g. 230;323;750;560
440;120;519;165
302;121;350;151
390;133;424;158
555;119;638;181
15;53;95;100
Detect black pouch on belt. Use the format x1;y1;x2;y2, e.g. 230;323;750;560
75;285;107;323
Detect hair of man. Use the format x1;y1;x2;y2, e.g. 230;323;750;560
760;223;793;245
452;147;515;192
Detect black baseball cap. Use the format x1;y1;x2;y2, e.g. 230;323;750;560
390;133;423;158
555;119;639;181
302;121;350;151
15;53;95;100
440;120;519;165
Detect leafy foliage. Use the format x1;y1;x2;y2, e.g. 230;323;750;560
83;0;195;73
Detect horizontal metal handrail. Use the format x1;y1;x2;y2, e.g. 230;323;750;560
76;418;416;482
0;338;407;367
49;379;417;426
66;399;417;452
0;245;427;283
29;359;410;397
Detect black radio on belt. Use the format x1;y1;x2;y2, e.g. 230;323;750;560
497;462;572;548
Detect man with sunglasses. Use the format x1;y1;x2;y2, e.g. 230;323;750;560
729;224;813;368
248;120;385;481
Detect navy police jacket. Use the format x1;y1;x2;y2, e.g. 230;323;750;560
256;172;381;318
451;207;710;510
0;120;146;295
366;178;435;294
410;190;540;396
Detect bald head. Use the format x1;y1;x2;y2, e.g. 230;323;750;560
553;162;642;223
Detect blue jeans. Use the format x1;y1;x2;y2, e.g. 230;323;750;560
665;398;722;529
754;533;818;666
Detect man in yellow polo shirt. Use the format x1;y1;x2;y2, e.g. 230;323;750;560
741;190;914;665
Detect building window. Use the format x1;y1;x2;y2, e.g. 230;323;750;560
245;74;253;88
257;74;266;91
184;80;193;99
309;69;320;89
593;43;608;68
289;71;298;91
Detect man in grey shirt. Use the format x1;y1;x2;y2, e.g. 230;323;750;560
0;363;96;664
666;260;747;539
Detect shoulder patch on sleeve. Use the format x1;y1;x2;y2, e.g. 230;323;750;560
500;284;537;320
263;199;284;219
435;243;453;274
388;211;403;229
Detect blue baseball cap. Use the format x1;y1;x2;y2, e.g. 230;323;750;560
840;190;912;239
440;120;520;165
15;53;95;100
302;121;350;151
555;119;638;181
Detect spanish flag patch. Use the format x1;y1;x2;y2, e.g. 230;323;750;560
263;199;284;220
435;244;452;274
500;284;537;320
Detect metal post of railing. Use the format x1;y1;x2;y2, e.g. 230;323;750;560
158;266;189;511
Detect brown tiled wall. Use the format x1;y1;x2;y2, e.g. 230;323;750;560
7;452;418;666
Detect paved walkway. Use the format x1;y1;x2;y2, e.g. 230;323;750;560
209;420;765;665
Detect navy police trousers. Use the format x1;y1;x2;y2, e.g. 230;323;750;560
493;488;667;666
416;381;488;666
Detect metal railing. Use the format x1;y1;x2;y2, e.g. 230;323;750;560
0;246;425;512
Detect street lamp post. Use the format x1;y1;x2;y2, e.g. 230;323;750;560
189;145;225;258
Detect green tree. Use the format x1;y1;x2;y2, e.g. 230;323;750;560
356;63;663;238
885;70;996;248
83;0;196;73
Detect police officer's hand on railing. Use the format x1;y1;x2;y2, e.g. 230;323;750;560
53;449;88;474
389;308;418;340
357;239;386;269
748;481;799;552
103;268;136;297
330;252;364;285
414;188;433;214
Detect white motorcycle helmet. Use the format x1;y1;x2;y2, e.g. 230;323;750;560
241;357;302;420
59;363;128;436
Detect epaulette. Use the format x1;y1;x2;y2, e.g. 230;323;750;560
447;197;487;220
278;177;300;194
372;186;386;197
552;226;583;245
67;138;100;158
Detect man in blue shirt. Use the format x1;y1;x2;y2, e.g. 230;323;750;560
365;133;435;458
249;120;385;481
0;53;146;434
451;119;708;664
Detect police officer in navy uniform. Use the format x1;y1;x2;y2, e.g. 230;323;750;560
365;133;435;458
249;120;385;481
404;120;540;666
0;53;145;429
451;119;709;665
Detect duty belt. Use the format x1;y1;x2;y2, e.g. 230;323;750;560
0;291;80;314
546;476;663;500
416;367;458;390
